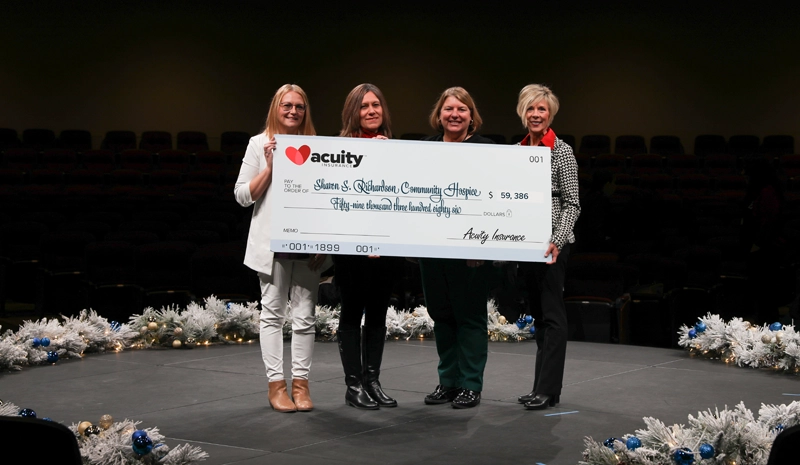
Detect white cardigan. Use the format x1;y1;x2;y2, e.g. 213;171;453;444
234;133;274;276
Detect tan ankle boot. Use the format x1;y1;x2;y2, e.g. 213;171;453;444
291;379;314;412
268;380;296;412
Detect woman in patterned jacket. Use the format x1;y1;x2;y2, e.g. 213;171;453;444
513;84;580;410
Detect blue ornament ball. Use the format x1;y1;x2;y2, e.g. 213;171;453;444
110;321;121;331
603;437;618;449
132;429;149;440
694;321;707;333
132;435;154;456
688;329;697;339
516;319;525;329
41;337;51;347
524;315;533;324
32;337;41;347
776;424;785;432
529;326;536;335
626;436;642;450
769;322;783;331
47;351;59;363
43;417;52;421
19;408;37;418
699;443;714;459
673;447;694;465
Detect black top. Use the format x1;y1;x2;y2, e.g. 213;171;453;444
423;133;495;144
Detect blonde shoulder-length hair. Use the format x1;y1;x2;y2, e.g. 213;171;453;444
339;83;392;138
428;86;483;134
516;84;560;129
263;84;316;139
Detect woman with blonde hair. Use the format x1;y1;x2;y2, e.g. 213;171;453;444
420;87;494;409
234;84;327;413
334;83;404;409
513;84;580;410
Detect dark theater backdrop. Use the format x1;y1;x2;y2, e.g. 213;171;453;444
1;1;799;147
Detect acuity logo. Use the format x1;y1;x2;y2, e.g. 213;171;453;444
285;145;364;168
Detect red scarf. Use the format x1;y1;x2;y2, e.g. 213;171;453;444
520;128;556;149
359;129;381;138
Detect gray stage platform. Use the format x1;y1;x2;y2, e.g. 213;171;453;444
3;339;798;464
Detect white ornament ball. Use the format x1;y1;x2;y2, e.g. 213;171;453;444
761;334;773;344
775;331;784;343
172;340;182;348
498;315;507;325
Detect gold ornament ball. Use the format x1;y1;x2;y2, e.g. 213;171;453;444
173;327;183;336
185;337;196;349
121;425;135;436
498;315;507;325
761;334;773;344
99;414;113;430
172;339;182;348
140;326;149;335
77;421;93;435
776;331;784;343
147;322;158;331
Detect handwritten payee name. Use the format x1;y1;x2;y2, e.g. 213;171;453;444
314;179;480;202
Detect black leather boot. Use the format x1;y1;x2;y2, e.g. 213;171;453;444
337;326;378;409
362;326;397;407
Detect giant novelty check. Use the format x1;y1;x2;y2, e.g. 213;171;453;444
271;135;552;262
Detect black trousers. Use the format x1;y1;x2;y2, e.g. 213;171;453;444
518;244;570;397
334;255;402;329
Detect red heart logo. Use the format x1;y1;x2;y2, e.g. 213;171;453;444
285;145;311;165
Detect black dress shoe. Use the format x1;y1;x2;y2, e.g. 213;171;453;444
424;385;461;405
518;390;536;404
451;389;481;409
524;394;559;410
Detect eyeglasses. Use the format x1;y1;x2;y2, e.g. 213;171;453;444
279;103;306;113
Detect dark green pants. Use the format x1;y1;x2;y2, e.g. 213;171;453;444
419;258;490;392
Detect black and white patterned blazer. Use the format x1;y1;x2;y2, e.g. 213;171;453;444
518;136;581;250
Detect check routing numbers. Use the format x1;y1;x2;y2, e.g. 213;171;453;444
270;135;553;261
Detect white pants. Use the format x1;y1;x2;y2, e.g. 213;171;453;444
258;258;320;382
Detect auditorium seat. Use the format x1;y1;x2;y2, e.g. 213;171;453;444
3;148;38;172
649;135;684;156
59;129;92;151
22;128;57;151
42;149;78;172
176;131;209;153
81;149;116;172
0;128;21;150
579;135;611;156
614;135;647;156
119;149;154;171
195;150;228;171
761;135;794;157
593;154;626;173
693;134;726;157
728;135;759;157
157;149;191;172
220;131;250;157
703;153;737;176
1;417;82;464
101;130;137;153
629;154;663;175
139;130;173;153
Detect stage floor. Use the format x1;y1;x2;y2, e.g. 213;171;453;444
4;339;798;464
